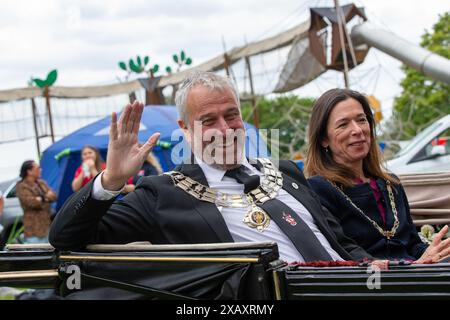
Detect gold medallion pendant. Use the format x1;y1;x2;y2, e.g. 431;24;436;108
243;204;270;232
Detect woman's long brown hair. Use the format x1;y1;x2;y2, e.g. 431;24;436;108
304;88;398;187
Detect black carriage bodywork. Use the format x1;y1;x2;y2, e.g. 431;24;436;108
0;242;283;299
1;242;450;299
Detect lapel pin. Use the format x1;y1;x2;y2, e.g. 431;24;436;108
282;212;298;226
292;182;299;189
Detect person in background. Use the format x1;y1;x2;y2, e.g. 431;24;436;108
16;160;57;243
304;88;450;263
128;151;163;186
120;152;163;196
72;145;106;192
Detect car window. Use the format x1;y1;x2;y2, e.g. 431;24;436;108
6;183;17;198
411;128;450;162
392;121;443;159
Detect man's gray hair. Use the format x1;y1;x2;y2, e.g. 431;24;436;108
175;71;240;123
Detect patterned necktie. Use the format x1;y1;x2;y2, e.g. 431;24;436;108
225;166;260;193
224;165;333;262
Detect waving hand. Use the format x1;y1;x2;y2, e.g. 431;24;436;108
102;101;160;190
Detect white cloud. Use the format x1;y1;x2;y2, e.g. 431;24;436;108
0;0;447;89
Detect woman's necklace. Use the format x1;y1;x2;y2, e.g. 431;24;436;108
329;179;400;239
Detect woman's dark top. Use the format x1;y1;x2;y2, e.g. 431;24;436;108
308;175;428;260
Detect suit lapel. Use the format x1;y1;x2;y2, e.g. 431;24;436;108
281;173;342;249
179;163;234;243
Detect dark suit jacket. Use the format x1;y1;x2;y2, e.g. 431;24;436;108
49;160;373;261
308;175;427;260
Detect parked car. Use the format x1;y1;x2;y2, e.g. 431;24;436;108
386;114;450;175
0;179;23;247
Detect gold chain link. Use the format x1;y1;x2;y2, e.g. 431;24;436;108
330;179;400;239
165;159;283;208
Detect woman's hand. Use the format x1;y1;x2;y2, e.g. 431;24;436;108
102;101;160;191
45;189;57;202
370;260;389;270
415;225;450;264
84;159;95;169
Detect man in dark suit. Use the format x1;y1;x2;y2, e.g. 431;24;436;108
49;71;374;263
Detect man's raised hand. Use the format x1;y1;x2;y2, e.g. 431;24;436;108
102;101;160;190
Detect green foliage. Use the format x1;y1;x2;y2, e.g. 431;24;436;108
167;50;193;74
6;217;24;245
119;55;160;76
129;58;142;73
118;61;127;71
240;95;315;159
33;78;47;88
46;69;58;86
118;50;193;78
32;69;58;88
392;12;450;139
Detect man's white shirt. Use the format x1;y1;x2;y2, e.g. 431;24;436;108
92;159;343;262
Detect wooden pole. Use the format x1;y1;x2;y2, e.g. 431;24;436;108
223;53;231;76
337;2;358;68
43;86;55;143
30;97;41;158
245;56;260;129
334;0;350;88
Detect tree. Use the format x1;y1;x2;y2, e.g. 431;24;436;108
240;95;315;159
392;12;450;140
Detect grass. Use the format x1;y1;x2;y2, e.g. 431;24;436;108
6;217;24;245
0;287;26;300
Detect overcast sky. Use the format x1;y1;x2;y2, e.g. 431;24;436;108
1;0;448;88
0;0;449;180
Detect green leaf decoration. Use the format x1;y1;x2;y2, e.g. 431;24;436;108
45;69;58;86
144;56;149;66
118;61;127;71
166;66;172;74
33;78;47;88
185;57;192;65
152;64;159;73
137;55;142;67
173;54;179;63
180;50;186;61
129;59;141;73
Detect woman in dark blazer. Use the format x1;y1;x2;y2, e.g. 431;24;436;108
304;88;450;263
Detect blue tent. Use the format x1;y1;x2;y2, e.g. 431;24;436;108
40;105;268;210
